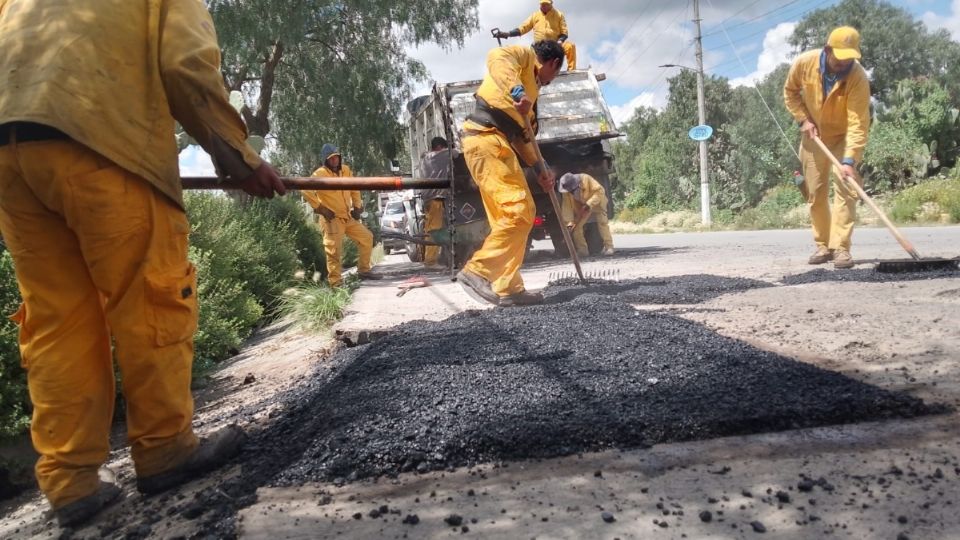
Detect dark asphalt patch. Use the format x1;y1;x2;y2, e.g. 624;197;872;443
544;274;772;305
781;268;959;286
258;292;946;487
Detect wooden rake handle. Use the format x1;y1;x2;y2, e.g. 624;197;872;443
521;117;586;282
810;136;921;261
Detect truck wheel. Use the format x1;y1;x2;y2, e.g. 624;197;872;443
384;246;392;255
584;222;604;256
547;215;569;258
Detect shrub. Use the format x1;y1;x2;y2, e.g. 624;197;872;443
0;250;29;442
890;177;960;223
279;283;353;334
615;206;654;224
735;184;807;230
863;121;930;193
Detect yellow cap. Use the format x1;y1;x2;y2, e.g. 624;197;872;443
827;26;861;60
540;0;553;4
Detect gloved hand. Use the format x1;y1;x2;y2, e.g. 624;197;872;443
314;206;335;221
494;30;510;39
350;208;363;221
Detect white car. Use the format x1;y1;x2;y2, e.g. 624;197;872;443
380;200;407;255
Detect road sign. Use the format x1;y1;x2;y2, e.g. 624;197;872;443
688;124;713;141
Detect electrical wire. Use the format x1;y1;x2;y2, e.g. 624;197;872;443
612;0;692;80
600;0;660;74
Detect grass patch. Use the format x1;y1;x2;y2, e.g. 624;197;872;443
279;283;354;334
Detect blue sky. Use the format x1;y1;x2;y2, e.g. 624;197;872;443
181;0;959;175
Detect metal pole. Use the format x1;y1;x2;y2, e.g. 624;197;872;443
693;0;712;226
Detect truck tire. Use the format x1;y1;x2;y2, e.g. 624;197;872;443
584;222;604;256
384;246;392;255
547;214;569;258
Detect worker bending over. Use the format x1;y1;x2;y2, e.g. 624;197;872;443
304;144;380;287
0;0;287;526
494;0;577;70
559;173;614;257
457;41;564;307
783;26;871;269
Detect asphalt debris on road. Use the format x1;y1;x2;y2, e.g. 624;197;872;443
781;267;959;286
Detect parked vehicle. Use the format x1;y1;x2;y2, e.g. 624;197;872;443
379;199;407;255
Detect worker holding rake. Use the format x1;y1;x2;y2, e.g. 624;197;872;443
0;0;285;527
783;26;871;270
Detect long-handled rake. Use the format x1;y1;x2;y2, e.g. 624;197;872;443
812;136;959;273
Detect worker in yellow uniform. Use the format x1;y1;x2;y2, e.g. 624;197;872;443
494;0;576;70
559;173;615;257
303;144;380;287
783;26;871;270
0;0;287;527
457;41;564;307
419;136;456;268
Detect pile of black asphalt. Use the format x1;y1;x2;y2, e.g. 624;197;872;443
97;274;951;539
246;275;947;490
781;267;959;285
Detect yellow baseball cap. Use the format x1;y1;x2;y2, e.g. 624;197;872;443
540;0;553;4
827;26;861;60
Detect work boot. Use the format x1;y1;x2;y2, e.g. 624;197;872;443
498;290;544;307
808;246;834;265
833;249;855;269
601;247;615;256
55;479;122;528
357;271;383;280
456;270;499;305
136;425;247;495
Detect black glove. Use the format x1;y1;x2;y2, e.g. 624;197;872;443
314;206;335;221
495;30;509;39
350;208;363;221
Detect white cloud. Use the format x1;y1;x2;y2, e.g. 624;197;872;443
609;92;661;125
178;146;216;177
923;0;960;39
729;22;797;87
407;0;771;97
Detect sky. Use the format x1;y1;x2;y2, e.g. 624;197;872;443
181;0;959;175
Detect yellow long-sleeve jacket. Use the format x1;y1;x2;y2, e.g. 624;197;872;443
0;0;261;208
561;174;608;225
463;45;541;167
518;8;569;42
303;164;362;219
783;49;871;163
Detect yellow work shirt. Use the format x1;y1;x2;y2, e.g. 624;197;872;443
0;0;260;209
783;49;871;163
518;8;569;42
303;164;362;219
561;174;607;223
462;45;541;167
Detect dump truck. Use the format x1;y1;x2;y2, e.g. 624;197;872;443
404;69;621;266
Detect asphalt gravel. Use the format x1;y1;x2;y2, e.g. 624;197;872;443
780;267;959;285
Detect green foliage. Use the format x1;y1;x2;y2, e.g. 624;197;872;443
734;184;809;230
209;0;480;174
890;177;960;223
278;283;353;333
0;250;29;442
615;206;654;224
879;78;960;169
863;121;929;193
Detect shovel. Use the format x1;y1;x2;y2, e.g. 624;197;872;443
812;136;958;273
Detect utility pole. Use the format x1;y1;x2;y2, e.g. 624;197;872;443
693;0;712;226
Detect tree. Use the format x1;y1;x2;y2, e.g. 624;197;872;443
208;0;479;173
789;0;960;100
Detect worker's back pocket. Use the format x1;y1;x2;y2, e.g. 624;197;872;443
144;263;198;347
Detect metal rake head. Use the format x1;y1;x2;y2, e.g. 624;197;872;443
548;268;622;283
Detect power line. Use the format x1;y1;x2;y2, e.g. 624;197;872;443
700;0;806;39
702;0;836;53
606;4;677;76
600;0;659;74
612;0;693;80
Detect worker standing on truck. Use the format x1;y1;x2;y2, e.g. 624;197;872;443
304;144;381;287
783;26;871;270
559;173;615;257
494;0;576;70
419;136;456;268
456;41;564;307
0;0;287;527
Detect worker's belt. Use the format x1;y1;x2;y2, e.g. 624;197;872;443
466;96;530;144
0;122;70;148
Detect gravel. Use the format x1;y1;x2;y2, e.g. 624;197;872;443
780;268;959;286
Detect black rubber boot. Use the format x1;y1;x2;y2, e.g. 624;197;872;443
55;480;122;528
456;270;499;305
498;290;544;307
136;425;247;495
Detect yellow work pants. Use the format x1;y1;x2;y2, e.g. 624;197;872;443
572;206;614;256
800;137;858;250
318;217;374;287
0;139;198;509
562;41;577;70
462;132;535;297
424;199;444;266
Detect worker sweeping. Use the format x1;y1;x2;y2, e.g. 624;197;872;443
493;0;577;70
457;41;564;306
0;0;287;527
559;173;615;257
783;26;871;270
419;136;456;268
304;144;380;287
